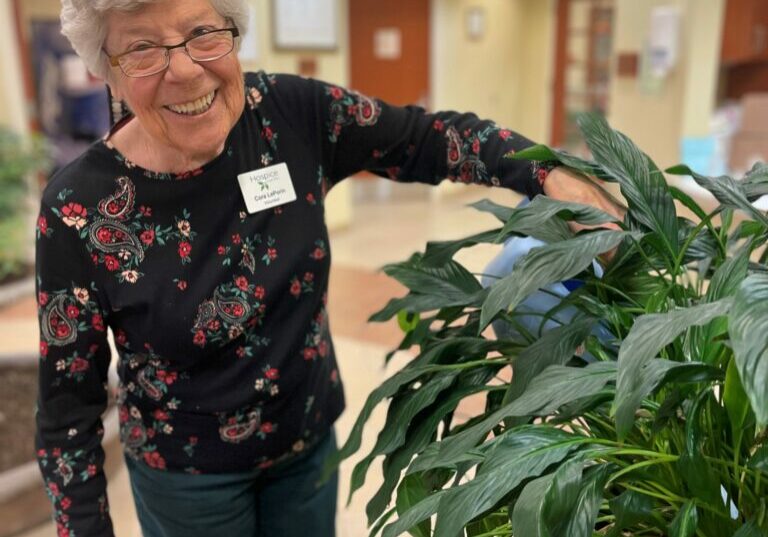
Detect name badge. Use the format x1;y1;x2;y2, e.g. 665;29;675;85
237;163;297;214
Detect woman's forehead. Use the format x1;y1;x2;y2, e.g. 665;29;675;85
108;1;223;40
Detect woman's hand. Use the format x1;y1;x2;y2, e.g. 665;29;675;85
542;166;627;261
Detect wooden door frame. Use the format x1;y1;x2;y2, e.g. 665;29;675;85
551;0;569;147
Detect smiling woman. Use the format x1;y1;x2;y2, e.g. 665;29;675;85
37;1;625;536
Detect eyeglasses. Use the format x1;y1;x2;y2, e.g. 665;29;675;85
106;27;239;78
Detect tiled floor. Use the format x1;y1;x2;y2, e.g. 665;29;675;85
4;181;521;536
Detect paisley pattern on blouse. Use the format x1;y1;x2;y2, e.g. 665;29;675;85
325;85;382;142
52;178;197;283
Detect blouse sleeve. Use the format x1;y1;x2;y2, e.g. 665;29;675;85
34;196;114;537
265;72;550;199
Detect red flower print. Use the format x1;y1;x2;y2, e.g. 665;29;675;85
70;357;90;373
37;448;47;457
87;464;97;477
104;255;120;271
303;347;317;361
56;324;71;339
189;436;198;445
38;291;49;306
58;525;70;537
116;330;127;346
235;276;249;291
236;346;246;358
60;497;72;510
48;482;60;496
92;314;105;332
153;409;169;421
306;193;316;204
193;330;206;347
52;448;61;457
61;202;87;229
330;369;338;383
217;245;226;255
147;428;156;438
274;207;283;215
178;241;192;258
290;279;301;297
206;319;221;331
330;87;344;100
143;451;166;470
231;234;241;245
260;422;273;434
537;168;549;185
140;230;155;246
472;138;481;155
254;286;265;300
433;119;445;131
40;341;48;357
499;129;512;140
37;215;48;235
65;305;79;319
232;304;245;318
265;368;279;380
267;248;277;260
311;248;325;260
89;344;100;354
318;340;329;358
372;149;384;159
177;280;188;291
262;127;274;141
91;254;98;265
139;205;152;216
304;272;314;282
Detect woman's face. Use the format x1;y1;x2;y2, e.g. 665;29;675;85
104;0;244;162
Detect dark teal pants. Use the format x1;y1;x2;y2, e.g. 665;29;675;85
126;430;338;537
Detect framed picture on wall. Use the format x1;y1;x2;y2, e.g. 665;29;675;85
272;0;338;50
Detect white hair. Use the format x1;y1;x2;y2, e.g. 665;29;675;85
60;0;249;79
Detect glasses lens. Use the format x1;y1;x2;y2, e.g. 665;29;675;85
188;31;234;61
120;48;167;77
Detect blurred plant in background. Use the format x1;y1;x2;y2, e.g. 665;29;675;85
0;126;49;283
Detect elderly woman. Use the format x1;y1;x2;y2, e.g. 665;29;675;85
36;0;623;535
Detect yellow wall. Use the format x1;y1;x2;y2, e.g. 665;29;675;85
430;0;554;197
0;0;28;135
608;0;725;169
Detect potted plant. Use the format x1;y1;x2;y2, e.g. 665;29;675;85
0;126;48;285
327;114;768;536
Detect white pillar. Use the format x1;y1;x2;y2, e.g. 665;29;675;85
0;0;29;136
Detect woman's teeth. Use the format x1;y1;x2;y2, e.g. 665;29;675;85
166;91;215;115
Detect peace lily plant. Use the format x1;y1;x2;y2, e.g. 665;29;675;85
325;114;768;537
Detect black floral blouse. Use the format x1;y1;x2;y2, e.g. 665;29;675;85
34;71;547;536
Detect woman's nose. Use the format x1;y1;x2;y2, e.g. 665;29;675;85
164;47;203;80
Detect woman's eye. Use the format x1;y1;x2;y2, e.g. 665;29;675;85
191;27;214;36
131;43;155;52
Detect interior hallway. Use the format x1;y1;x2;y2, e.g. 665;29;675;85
4;181;522;536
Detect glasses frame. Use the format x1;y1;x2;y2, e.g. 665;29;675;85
105;27;240;78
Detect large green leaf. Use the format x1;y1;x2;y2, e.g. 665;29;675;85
562;465;610;537
725;358;753;453
511;144;617;182
512;458;584;537
667;164;768;227
502;318;596;427
366;382;493;524
728;274;768;426
613;299;732;438
496;196;621;244
669;500;698;537
480;230;631;331
382;255;482;298
421;229;502;267
348;372;459;502
748;444;768;471
370;290;483;322
607;490;655;536
432;428;583;536
408;362;617;474
395;474;431;537
381;491;446;537
742;162;768;201
578;113;678;257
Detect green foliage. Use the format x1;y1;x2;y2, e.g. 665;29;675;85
327;114;768;536
0;126;49;280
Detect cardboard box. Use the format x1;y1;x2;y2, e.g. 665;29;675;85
739;93;768;135
729;132;768;173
